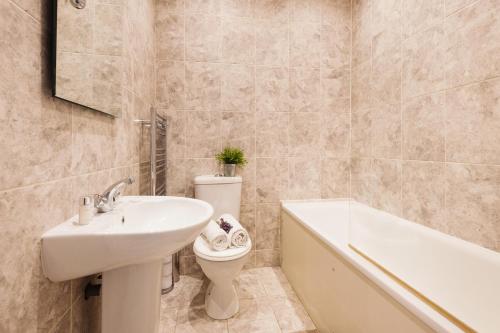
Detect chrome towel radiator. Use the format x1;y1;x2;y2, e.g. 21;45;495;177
150;108;167;196
136;108;180;294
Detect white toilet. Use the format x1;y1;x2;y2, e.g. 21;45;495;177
193;175;251;320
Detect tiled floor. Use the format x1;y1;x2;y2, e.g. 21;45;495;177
160;267;318;333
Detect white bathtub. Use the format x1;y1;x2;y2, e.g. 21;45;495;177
281;200;500;333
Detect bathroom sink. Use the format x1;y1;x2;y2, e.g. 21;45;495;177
41;196;213;333
42;196;213;281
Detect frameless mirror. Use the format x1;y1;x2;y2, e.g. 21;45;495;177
53;0;124;117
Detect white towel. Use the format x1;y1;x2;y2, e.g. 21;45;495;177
201;220;230;251
219;214;249;247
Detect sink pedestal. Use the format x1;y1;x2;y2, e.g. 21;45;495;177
102;260;162;333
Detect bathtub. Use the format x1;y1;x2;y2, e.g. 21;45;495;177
281;200;500;333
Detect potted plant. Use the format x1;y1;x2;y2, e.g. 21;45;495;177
215;146;247;177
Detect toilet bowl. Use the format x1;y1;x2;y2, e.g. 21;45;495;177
193;236;251;319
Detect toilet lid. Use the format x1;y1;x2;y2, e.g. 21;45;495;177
193;236;252;261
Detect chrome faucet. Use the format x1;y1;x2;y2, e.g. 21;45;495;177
95;177;135;213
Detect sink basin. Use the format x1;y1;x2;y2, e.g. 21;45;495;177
41;196;213;333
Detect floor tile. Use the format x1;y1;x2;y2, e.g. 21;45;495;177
161;268;317;333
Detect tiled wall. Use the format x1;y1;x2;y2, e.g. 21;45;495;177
155;0;352;272
351;0;500;251
0;0;155;331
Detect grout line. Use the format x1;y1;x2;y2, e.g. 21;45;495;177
349;0;353;201
0;163;142;194
6;0;42;25
444;0;482;17
399;0;404;216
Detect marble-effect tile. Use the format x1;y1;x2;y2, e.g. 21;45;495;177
159;268;316;333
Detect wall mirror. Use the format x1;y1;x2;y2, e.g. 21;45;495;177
53;0;124;117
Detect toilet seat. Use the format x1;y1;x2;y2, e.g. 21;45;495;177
193;236;251;262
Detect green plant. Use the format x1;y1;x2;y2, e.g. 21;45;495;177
215;146;247;166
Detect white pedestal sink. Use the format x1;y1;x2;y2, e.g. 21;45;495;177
41;196;213;333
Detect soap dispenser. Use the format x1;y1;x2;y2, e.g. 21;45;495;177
78;195;94;225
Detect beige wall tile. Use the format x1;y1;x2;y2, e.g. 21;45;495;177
352;0;371;66
371;0;401;58
372;158;402;216
11;0;49;23
320;109;350;158
256;204;281;250
111;94;141;168
221;16;255;64
0;180;72;332
185;62;222;111
445;163;500;251
403;0;444;38
185;0;221;15
288;156;321;199
290;0;322;22
289;113;321;156
221;0;255;17
402;25;446;99
321;158;350;198
321;69;350;109
221;64;255;112
220;112;256;157
403;92;445;161
185;111;221;158
321;0;351;27
156;61;185;110
185;14;222;62
351;107;372;158
349;0;500;254
167;159;187;196
254;0;289;21
445;78;500;164
321;23;351;71
372;49;401;106
71;109;114;175
256;67;289;112
157;0;185;14
402;161;446;231
156;13;184;61
371;103;401;159
256;158;288;203
290;68;321;112
256;112;289;157
240;204;256;247
445;0;500;88
351;157;373;205
445;0;477;15
0;99;72;190
239;158;256;203
290;22;321;68
255;20;289;67
164;110;186;160
351;61;372;112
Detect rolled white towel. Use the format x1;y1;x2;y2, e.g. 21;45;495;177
201;220;230;251
218;214;249;247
